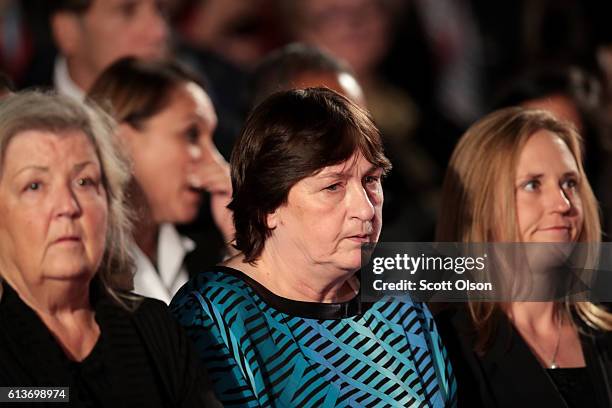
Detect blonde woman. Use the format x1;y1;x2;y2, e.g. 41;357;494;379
435;107;612;407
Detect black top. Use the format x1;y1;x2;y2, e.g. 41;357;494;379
435;306;612;408
0;281;222;407
547;368;598;408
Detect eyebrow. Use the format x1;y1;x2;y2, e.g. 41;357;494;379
516;173;543;180
317;164;381;179
516;171;579;180
13;162;97;178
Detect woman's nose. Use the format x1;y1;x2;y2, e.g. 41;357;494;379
188;144;202;161
549;187;572;213
54;185;81;218
351;185;376;221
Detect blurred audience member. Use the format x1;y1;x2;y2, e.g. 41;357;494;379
175;0;281;68
278;1;441;241
494;66;612;239
0;71;15;97
0;0;34;84
89;58;233;303
44;0;168;99
250;43;364;107
411;0;486;127
494;67;601;132
281;0;415;132
172;0;280;159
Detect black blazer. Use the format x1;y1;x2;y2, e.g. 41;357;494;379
0;281;222;407
435;306;612;408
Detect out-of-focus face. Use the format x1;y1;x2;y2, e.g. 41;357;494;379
514;130;583;243
522;94;583;134
268;153;384;274
0;130;108;287
295;0;390;77
293;70;366;107
72;0;168;84
124;81;218;224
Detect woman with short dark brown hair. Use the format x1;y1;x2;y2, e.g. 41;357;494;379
172;87;456;407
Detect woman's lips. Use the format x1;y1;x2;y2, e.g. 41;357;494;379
52;236;82;245
348;234;370;243
536;226;571;239
539;226;570;232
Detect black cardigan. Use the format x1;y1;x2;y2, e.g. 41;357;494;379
435;306;612;408
0;282;222;407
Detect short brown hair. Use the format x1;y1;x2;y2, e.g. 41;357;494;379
230;87;391;262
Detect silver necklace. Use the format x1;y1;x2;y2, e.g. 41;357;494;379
549;316;562;369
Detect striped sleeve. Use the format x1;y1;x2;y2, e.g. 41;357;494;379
171;283;262;408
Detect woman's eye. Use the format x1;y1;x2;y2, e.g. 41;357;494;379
25;182;41;191
77;177;96;188
364;175;380;185
325;183;341;192
185;126;200;144
562;178;578;190
523;180;540;192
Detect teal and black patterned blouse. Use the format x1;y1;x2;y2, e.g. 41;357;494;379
171;267;456;407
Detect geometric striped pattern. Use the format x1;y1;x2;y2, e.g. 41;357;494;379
171;270;457;407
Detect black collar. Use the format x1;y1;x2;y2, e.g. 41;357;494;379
214;266;375;319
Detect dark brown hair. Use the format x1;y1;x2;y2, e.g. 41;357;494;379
230;87;391;262
50;0;93;14
88;57;204;129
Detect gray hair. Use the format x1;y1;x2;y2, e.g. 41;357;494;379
0;91;134;305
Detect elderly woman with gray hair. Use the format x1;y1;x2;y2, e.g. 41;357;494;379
0;91;221;407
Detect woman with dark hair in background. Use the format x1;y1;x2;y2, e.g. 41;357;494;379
89;57;234;304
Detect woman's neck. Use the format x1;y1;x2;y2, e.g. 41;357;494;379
2;271;91;314
2;273;100;362
225;251;359;303
130;184;159;263
507;301;559;332
134;217;159;264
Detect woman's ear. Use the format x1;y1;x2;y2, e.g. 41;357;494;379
266;209;280;230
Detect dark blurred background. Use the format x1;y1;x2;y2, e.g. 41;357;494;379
3;0;612;242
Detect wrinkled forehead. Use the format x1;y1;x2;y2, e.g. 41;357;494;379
1;129;100;175
313;152;379;177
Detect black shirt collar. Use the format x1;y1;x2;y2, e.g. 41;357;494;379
214;266;375;319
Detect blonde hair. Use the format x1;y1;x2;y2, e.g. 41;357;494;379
437;107;612;351
0;91;135;306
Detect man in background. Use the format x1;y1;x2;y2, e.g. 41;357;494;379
34;0;168;98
